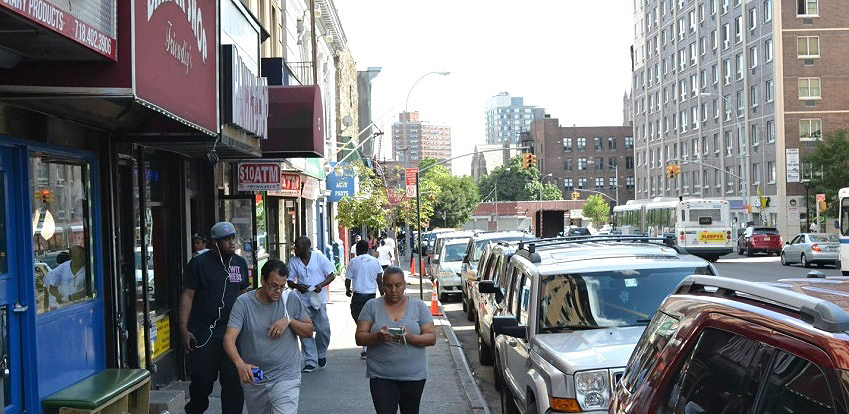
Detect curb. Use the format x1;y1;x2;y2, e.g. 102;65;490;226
434;305;492;414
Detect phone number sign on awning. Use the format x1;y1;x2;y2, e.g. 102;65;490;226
238;162;282;191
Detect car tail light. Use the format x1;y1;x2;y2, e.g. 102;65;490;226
726;231;731;240
680;231;685;241
779;236;783;244
812;244;821;252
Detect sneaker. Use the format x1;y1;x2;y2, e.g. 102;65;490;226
360;351;367;360
303;365;316;373
317;357;327;368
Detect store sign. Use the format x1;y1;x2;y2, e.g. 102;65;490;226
237;162;281;191
0;0;116;59
405;168;418;198
271;173;301;197
222;45;268;138
327;162;355;202
786;148;800;183
135;0;218;133
387;188;404;206
301;177;320;200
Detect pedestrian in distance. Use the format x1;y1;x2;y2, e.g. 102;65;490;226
286;236;336;372
350;234;362;260
192;233;210;257
345;240;384;359
381;231;396;253
355;267;437;414
180;221;250;414
223;259;314;414
376;239;395;270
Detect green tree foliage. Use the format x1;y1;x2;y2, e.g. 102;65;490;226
478;155;560;202
802;129;849;217
430;175;480;228
581;194;610;228
388;159;442;229
336;161;388;230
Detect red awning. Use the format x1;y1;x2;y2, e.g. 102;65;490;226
263;85;324;158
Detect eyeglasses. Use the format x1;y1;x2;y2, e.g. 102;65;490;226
267;284;286;292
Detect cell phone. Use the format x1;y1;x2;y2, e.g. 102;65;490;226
252;367;264;381
388;327;405;336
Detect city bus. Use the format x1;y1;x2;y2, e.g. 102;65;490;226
839;187;849;275
613;198;733;261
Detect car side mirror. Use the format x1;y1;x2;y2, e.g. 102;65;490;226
785;241;790;245
463;254;469;263
479;280;497;293
492;315;526;340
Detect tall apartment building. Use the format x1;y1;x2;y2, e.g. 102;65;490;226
392;112;452;169
631;0;849;237
527;119;635;207
485;92;545;145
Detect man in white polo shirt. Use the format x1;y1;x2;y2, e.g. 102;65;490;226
345;240;384;359
286;236;335;373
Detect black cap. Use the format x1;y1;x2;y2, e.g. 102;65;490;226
191;233;207;242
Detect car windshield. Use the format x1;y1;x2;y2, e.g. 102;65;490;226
809;234;838;242
538;266;712;330
442;244;466;262
753;228;779;235
474;236;532;260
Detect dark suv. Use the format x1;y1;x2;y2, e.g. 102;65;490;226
611;274;849;413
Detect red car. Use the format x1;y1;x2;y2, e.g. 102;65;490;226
737;226;783;256
611;274;849;413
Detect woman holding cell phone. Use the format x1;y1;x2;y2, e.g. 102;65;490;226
355;266;437;414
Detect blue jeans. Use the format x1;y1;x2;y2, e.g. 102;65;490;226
302;304;330;366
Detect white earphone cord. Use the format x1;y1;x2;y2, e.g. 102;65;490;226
195;244;233;349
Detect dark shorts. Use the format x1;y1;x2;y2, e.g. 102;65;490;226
351;292;376;321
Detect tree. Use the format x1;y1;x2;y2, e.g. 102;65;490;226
430;175;480;228
388;158;442;229
478;155;558;202
803;129;849;218
336;161;389;230
582;194;610;228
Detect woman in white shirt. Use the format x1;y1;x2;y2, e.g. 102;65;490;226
376;240;394;270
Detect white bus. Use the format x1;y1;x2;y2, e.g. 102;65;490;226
613;198;733;261
839;187;849;275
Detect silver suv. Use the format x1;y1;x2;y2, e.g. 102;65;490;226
487;236;715;413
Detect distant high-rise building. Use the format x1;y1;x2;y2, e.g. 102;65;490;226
623;91;634;126
392;112;452;170
357;67;382;158
484;92;545;145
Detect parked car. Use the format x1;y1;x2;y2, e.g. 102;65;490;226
460;231;534;321
417;228;454;255
434;237;472;302
737;226;782;256
612;274;849;413
558;226;591;237
429;230;473;279
488;237;714;413
472;241;524;368
781;233;840;268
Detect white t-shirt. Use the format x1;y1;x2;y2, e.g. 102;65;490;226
350;243;358;255
376;245;393;266
345;254;383;294
45;261;86;307
383;237;396;252
287;252;335;306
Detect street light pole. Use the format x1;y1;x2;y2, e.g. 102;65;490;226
405;71;451;113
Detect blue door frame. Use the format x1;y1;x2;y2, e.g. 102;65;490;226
0;138;106;413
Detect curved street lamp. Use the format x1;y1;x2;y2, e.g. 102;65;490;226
405;71;451;113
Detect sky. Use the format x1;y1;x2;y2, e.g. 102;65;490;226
334;0;634;176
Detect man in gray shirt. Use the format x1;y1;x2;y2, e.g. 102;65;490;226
224;259;314;414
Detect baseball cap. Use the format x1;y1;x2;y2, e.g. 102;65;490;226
210;222;237;240
191;233;207;242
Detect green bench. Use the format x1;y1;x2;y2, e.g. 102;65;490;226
42;369;151;414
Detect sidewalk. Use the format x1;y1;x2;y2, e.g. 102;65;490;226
164;271;487;414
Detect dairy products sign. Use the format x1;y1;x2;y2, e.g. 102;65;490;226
1;0;116;59
135;0;218;133
786;148;800;183
237;162;281;191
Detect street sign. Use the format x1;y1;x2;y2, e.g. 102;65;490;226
816;193;826;202
405;168;418;198
326;161;355;202
268;173;301;197
387;188;404;206
237;162;281;191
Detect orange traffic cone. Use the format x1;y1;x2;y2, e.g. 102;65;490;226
410;255;416;276
430;279;443;316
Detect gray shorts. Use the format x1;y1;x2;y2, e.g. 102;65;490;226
242;377;301;414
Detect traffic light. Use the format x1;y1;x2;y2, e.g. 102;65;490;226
571;191;580;200
529;153;537;167
665;164;680;179
819;200;828;212
521;153;535;169
36;189;53;205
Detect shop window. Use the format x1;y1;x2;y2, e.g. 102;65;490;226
31;155;95;314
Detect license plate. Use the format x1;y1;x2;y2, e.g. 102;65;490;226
764;237;770;241
698;232;726;243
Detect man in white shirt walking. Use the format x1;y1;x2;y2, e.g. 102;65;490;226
345;240;384;359
376;240;394;270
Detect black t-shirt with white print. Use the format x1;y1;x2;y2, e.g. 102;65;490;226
183;250;249;344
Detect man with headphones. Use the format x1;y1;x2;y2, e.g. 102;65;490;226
179;221;250;414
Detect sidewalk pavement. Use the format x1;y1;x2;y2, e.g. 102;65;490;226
164;271;488;414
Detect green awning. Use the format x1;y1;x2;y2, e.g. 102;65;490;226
303;158;326;180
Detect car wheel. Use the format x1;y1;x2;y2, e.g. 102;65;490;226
466;301;475;322
462;296;468;313
439;292;448;302
780;252;789;266
500;374;520;414
801;253;810;268
478;334;493;366
746;246;754;257
843;270;849;276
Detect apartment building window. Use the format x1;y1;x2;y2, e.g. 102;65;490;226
683;172;690;192
722;0;729;13
750;86;759;107
724;94;732;120
578;177;587;189
722;24;730;49
701;103;708;122
699;3;706;21
679;49;687;71
692;107;699;130
764;0;772;21
682;142;689;159
692;139;699;157
608;137;617;150
690;42;698;65
626;176;635;189
752;163;761;185
578;157;588;170
693;171;701;193
800;119;822;140
726;167;734;193
609;177;618;190
626;156;634;170
768;161;776;183
767;120;775;143
594;137;603;150
702;136;709;154
748;7;757;30
750;46;758;68
625;136;634;149
681;110;689;133
797;36;820;58
723;59;731;84
713;99;720;119
564;159;573;171
765;39;773;61
797;0;818;16
690;74;699;96
715;169;722;189
725;131;733;155
737;126;747;154
608;157;617;170
680;80;687;101
798;77;821;99
711;30;718;50
766;79;774;102
712;64;718;84
564;178;574;191
752;124;760;146
595;157;604;170
563;137;573;151
735;54;744;80
595;177;604;189
577;137;587;150
735;17;743;43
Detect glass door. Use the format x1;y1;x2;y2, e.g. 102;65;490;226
219;197;258;289
0;148;23;413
